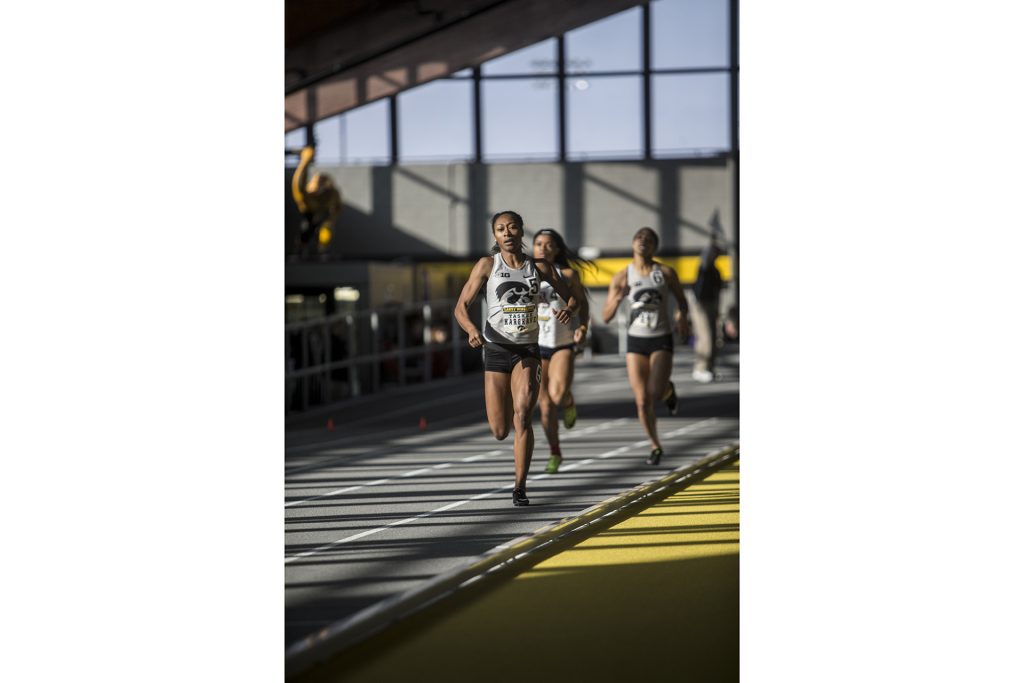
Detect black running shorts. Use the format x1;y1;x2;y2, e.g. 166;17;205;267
483;341;540;373
626;334;674;356
539;343;575;360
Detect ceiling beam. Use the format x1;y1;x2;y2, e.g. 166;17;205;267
285;0;644;132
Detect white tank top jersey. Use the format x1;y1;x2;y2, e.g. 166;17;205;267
483;253;540;345
537;278;577;349
626;262;672;338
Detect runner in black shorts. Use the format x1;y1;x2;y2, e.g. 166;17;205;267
454;211;579;506
625;334;674;356
602;227;689;466
539;344;575;361
483;340;541;373
532;228;594;474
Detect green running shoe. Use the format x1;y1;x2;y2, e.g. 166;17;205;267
562;400;577;429
545;454;563;474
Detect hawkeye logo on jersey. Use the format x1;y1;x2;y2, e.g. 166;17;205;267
496;282;537;333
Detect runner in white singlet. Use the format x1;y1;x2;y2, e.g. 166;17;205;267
602;227;690;466
453;211;580;506
532;229;593;474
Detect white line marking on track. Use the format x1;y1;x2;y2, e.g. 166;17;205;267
560;458;594;472
462;449;502;462
283;420;627;509
284;417;718;564
401;468;432;478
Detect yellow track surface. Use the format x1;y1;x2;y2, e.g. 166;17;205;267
296;460;740;682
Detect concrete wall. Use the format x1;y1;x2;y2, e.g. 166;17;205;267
286;156;738;322
289;158;734;252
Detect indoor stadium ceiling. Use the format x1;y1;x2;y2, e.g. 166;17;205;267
285;0;644;131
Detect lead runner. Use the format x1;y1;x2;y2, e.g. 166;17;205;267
454;211;579;506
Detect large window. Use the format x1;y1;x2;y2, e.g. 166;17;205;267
290;1;734;164
652;0;730;69
482;39;557;76
398;79;474;163
567;76;643;160
284;127;306;167
653;73;730;155
309;100;391;165
565;7;642;73
340;99;391;164
482;78;558;162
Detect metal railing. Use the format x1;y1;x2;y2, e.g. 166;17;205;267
285;298;476;414
285;293;687;413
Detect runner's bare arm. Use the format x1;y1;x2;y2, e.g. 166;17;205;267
563;268;590;344
536;259;577;325
454;257;492;348
662;265;690;338
602;269;628;324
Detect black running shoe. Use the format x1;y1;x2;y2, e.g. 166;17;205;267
663;381;678;416
646;447;663;466
512;487;530;506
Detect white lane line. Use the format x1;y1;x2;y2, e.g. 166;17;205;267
284;483;517;564
283;418;628;509
284;452;500;508
401;468;433;478
461;447;507;462
560;458;595;472
285;417;719;564
285;387;483;454
284;423;495;476
597;418;718;459
286;378;630;463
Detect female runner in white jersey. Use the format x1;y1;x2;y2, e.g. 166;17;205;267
454;211;580;506
532;229;593;474
602;227;689;466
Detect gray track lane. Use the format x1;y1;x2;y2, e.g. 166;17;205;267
285;347;739;646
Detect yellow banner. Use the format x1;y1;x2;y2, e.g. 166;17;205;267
416;256;732;292
580;256;732;287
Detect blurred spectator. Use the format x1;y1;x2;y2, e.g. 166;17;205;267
286;332;297;411
330;320;351;399
308;326;326;404
691;240;724;383
431;323;450;378
723;305;739;343
290;146;342;260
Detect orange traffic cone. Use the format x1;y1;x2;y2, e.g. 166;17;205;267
418;416;428;431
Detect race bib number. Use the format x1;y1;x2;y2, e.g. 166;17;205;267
635;308;658;329
538;301;558;334
502;306;538;334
